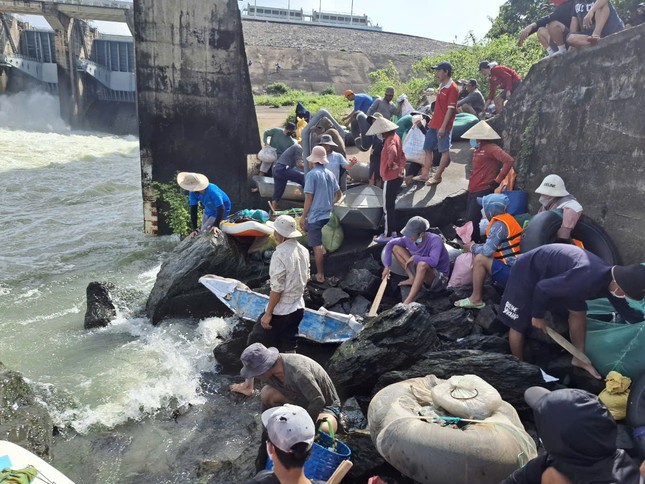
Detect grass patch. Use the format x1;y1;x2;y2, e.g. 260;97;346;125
255;89;352;124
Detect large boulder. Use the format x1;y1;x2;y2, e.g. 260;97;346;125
84;281;117;329
212;317;255;374
326;303;441;397
146;234;266;324
427;307;473;341
0;363;53;459
340;269;380;298
375;350;545;414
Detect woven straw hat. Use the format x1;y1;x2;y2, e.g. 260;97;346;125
177;172;209;191
461;121;501;140
366;116;399;136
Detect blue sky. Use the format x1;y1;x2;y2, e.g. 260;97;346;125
20;0;507;43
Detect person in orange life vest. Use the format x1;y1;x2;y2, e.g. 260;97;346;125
535;174;583;241
479;61;522;115
454;193;522;310
460;121;515;244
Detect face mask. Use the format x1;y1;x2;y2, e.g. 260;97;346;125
539;195;552;207
469;139;479;149
610;288;626;299
376;133;383;141
415;236;423;244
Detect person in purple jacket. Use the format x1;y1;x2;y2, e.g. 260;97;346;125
382;216;450;304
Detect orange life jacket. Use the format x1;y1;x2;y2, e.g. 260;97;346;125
485;213;523;264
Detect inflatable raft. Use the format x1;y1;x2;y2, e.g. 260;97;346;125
368;374;537;484
0;440;75;483
220;220;273;237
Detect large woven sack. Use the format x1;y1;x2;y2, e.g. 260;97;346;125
322;214;344;253
431;375;503;420
402;126;425;164
258;146;278;163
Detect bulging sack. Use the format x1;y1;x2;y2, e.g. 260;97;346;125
322;214;344;253
258;146;278;163
431;374;503;420
402;126;426;164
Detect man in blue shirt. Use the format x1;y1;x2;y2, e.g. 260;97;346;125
343;89;376;152
301;146;342;284
177;172;231;237
499;244;645;379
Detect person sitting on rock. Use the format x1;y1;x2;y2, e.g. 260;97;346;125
242;215;309;353
382;216;450;305
367;86;400;120
517;0;573;58
535;174;583;241
457;79;486;117
244;404;325;484
454;193;522;309
318;134;349;192
271;144;305;212
626;2;645;27
498;244;645;379
231;343;341;435
177;172;231;237
548;0;624;50
502;387;641;484
479;61;522;115
261;123;297;176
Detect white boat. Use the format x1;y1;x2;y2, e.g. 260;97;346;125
0;440;75;483
333;185;383;230
199;275;362;344
253;175;305;201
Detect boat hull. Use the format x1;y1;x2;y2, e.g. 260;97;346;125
253;175;305;201
333;184;383;230
0;441;75;484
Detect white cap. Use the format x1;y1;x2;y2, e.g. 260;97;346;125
261;404;315;453
535;174;569;197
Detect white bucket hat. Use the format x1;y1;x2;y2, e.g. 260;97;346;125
535;174;569;197
306;145;329;164
461;121;501;140
366;116;399;136
177;172;209;191
267;215;302;238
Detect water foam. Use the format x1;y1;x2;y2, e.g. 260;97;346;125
0;90;69;133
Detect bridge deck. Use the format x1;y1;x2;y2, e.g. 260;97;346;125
0;0;131;23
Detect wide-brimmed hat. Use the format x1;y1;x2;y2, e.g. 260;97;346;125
401;216;430;239
535;174;569;197
461;121;501;140
318;134;338;147
177;172;209;192
306;145;329;164
612;264;645;300
240;343;279;378
262;404;315;453
366;116;398;136
267;215;302;238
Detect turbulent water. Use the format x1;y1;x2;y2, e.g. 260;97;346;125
0;91;234;481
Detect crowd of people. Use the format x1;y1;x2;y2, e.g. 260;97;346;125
174;1;645;481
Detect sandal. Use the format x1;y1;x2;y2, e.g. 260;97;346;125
454;298;486;310
374;234;392;244
411;175;429;182
425;177;442;186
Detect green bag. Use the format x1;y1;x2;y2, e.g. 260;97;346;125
322;214;344;253
0;466;38;484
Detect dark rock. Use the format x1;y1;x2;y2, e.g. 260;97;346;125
327;303;441;397
0;362;53;459
254;280;271;296
428;307;473;341
84;281;117;329
146;234;267;324
328;302;350;314
340;269;380;298
349;295;371;316
341;397;367;432
351;256;382;277
420;295;454;315
322;288;350;308
343;431;414;484
450;283;501;306
474;305;499;332
304;284;325;309
443;335;510;354
616;423;637;455
212;317;255;374
543;356;605;395
375;350;545;414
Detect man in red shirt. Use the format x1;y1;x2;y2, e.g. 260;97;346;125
479;61;522;115
412;61;459;186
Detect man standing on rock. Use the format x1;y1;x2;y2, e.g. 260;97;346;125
177;172;231;237
498;244;645;379
382;216;450;304
301;146;342;284
232;343;341;435
243;215;309;353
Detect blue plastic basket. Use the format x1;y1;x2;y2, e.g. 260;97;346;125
266;431;351;481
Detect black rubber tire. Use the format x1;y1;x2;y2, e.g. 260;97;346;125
520;211;622;264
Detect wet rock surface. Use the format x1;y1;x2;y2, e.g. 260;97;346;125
340;268;380;298
84;281;117;329
0;362;53;459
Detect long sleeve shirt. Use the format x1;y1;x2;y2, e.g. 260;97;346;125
268;239;310;315
380;133;406;182
468;142;515;193
488;66;522;100
263;128;296;157
382;232;450;277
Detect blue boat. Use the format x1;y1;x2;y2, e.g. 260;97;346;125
199;275;363;344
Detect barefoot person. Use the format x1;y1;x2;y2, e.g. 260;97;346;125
300;146;342;284
548;0;624;50
177;172;231;237
382;216;450;304
231;343;341;435
499;244;645;379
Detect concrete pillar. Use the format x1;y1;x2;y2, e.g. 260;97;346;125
134;0;261;235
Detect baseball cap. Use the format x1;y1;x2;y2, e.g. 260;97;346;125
239;343;279;378
262;404;315;453
479;61;491;71
401;216;430;239
344;89;354;98
612;264;645;300
468;79;479;87
431;61;452;72
285;122;296;132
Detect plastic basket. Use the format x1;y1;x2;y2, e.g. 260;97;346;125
266;431;351;481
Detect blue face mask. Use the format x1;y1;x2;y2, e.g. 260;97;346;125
469;139;480;149
415;236;423;244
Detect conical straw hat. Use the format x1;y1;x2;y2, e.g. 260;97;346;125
461;120;501;140
366;116;399;136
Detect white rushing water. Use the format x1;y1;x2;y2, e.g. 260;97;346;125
0;91;229;439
